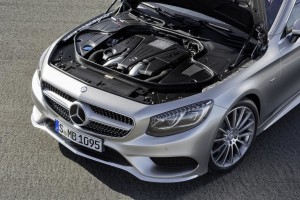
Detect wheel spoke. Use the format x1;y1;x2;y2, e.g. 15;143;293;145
237;139;249;147
222;145;230;166
215;144;228;162
237;112;252;130
212;142;227;154
236;108;246;128
234;143;241;157
232;109;237;128
238;120;255;134
219;128;227;135
225;116;232;130
230;146;234;164
238;131;254;138
214;137;226;142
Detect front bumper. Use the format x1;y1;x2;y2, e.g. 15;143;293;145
31;68;227;183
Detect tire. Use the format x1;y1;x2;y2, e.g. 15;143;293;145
209;98;259;173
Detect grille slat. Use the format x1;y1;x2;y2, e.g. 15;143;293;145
42;82;76;102
43;82;133;138
90;105;134;126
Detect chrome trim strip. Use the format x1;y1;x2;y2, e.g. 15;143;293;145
43;89;72;108
88;111;132;131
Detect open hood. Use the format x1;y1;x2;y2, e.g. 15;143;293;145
127;0;266;33
50;1;268;105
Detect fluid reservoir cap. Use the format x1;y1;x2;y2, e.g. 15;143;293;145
82;45;93;52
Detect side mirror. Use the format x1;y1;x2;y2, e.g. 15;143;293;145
290;19;300;43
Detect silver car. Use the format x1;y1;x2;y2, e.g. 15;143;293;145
31;0;300;183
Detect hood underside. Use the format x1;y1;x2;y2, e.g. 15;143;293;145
127;0;264;33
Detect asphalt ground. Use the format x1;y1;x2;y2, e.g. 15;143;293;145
0;1;299;199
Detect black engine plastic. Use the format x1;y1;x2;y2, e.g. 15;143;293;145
88;35;190;77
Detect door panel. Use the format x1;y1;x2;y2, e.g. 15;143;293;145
279;1;300;103
279;41;300;99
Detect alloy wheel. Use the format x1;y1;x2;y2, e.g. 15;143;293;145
211;106;256;168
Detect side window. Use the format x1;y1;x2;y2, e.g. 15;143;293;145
265;0;283;29
286;1;300;35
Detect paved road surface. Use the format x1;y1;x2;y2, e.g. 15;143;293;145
0;1;299;199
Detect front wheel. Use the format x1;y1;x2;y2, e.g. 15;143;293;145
209;99;258;172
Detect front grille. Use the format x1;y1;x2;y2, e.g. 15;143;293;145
42;82;134;138
42;81;133;126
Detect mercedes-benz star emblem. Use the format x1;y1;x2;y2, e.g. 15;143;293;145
69;103;88;126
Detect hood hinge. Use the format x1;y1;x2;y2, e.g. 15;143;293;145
251;24;268;59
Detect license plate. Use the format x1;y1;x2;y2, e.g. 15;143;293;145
55;120;103;152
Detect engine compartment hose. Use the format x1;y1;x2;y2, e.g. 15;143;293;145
89;50;104;63
146;69;172;82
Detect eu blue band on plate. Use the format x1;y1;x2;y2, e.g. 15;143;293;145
55;120;60;133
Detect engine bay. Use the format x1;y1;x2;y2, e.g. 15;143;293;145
74;20;216;85
49;5;265;104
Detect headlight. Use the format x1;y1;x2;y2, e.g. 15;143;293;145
147;100;213;137
38;47;50;80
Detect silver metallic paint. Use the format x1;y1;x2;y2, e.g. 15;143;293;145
31;0;300;182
